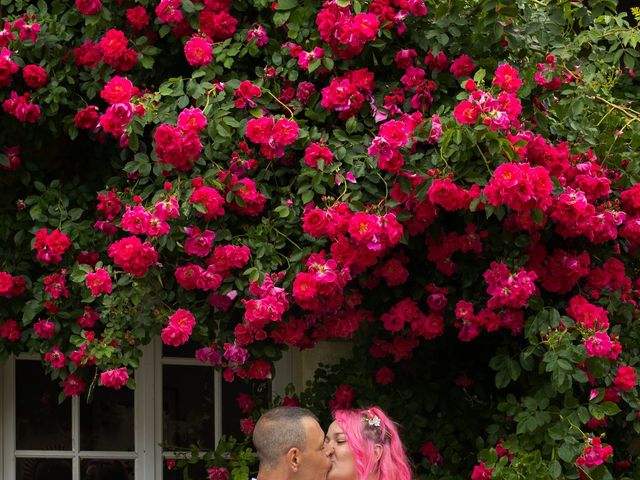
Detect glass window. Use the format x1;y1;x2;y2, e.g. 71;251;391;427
16;360;72;450
13;358;137;480
162;461;207;480
5;339;284;480
221;379;269;438
80;386;135;451
80;459;134;480
16;458;72;480
162;364;215;449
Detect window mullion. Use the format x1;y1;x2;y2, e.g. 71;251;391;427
0;357;4;478
3;357;16;480
155;337;164;478
214;369;222;446
137;341;156;479
72;392;80;480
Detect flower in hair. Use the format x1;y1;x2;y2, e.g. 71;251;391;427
364;410;381;428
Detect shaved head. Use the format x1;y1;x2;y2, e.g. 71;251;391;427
253;406;320;470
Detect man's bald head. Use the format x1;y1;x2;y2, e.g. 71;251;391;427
253;406;320;470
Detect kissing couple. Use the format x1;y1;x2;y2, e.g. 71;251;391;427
252;406;412;480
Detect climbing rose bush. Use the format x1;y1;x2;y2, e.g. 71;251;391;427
0;0;639;478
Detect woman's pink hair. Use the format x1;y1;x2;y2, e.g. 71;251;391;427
333;406;411;480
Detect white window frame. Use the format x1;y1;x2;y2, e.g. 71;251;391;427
154;339;295;469
153;337;222;473
0;355;4;475
1;342;296;480
2;353;145;479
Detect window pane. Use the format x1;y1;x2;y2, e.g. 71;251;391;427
81;459;134;480
80;384;135;451
221;379;271;438
16;360;72;450
163;365;214;449
16;458;72;480
163;461;207;480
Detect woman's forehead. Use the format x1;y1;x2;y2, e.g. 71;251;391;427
327;421;344;435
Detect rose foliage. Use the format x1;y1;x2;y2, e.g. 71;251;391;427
0;0;639;478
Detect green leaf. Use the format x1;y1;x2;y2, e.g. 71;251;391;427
308;58;322;73
68;208;83;221
571;99;584;115
577;406;590;424
140;55;155;69
557;441;578;462
345;116;358;134
549;460;562;479
301;190;314;204
223;116;241;128
273;12;291;27
274;205;290;218
531;208;544;225
216;122;231;138
473;68;486;83
22;300;42;325
495;368;511;389
599;401;621;416
321;57;334;70
589;403;606;420
276;0;298;10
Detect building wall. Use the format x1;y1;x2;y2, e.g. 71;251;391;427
295;341;354;389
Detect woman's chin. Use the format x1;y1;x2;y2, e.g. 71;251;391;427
326;468;338;480
327;470;353;480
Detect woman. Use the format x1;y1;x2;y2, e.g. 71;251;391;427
324;406;412;480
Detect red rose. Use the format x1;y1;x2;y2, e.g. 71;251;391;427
375;366;394;385
22;64;48;88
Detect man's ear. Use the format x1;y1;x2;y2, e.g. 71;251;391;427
286;447;301;473
373;444;383;462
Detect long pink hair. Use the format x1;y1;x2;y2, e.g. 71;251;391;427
333;406;411;480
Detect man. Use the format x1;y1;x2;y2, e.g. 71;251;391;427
253;406;332;480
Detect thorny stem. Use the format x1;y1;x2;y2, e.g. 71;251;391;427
334;177;350;204
620;116;637;133
87;367;99;403
276;251;291;269
591;97;640;165
564;415;588;439
595;106;614;127
438;147;452;172
203;87;219;113
264;89;295;119
476;144;493;175
600;115;638;165
592;96;640;120
375;172;389;210
271;226;303;251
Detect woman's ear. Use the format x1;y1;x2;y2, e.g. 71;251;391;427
374;444;383;462
286;447;301;472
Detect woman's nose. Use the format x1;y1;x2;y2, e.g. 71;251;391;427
324;442;334;456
